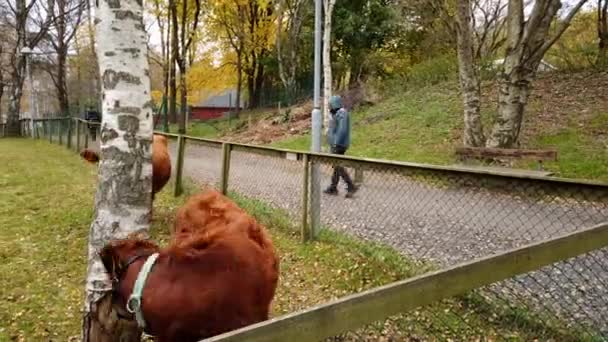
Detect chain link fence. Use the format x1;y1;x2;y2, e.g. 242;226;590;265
183;138;608;340
21;122;608;340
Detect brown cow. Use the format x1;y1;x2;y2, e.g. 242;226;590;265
100;231;277;341
80;134;172;200
172;189;279;307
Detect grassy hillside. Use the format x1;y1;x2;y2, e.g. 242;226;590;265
178;71;608;182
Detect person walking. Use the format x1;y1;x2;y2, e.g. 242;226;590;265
323;95;359;198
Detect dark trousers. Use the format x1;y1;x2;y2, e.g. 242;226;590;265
329;146;355;191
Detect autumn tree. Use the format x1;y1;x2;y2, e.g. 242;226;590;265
244;1;274;109
68;25;101;112
81;0;154;338
276;0;306;104
209;0;247;114
148;0;171;122
4;0;54;136
176;0;201;133
42;0;86;115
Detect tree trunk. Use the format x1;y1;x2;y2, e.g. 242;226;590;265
455;0;484;147
6;59;26;136
86;0;101;111
598;0;608;68
178;60;187;134
486;72;530;148
236;51;243;115
57;47;70;115
81;0;153;338
254;57;265;108
178;0;188;134
322;0;336;134
169;0;178;124
0;81;3;122
484;0;586;148
74;34;84;113
247;66;255;109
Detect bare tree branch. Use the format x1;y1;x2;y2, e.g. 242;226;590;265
538;0;589;56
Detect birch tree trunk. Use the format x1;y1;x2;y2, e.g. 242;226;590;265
322;0;336;136
455;0;484;147
81;0;153;339
486;0;588;148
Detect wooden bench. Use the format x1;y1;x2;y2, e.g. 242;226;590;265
454;147;558;177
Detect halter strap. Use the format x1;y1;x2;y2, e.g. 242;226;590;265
126;253;160;329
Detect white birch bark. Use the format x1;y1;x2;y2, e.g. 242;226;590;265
455;0;485;147
486;0;588;148
81;0;153;339
322;0;336;136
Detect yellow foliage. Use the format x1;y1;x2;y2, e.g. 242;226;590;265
186;50;237;105
151;90;164;107
206;0;276;69
547;10;599;70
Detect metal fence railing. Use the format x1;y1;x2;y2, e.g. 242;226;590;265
19;118;101;152
23;121;608;340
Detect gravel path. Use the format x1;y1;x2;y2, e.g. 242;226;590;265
81;135;608;336
168;141;608;336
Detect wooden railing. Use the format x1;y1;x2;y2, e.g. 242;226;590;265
203;222;608;341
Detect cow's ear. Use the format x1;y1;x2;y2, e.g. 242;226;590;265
99;244;120;277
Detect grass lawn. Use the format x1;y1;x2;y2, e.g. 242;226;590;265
0;138;598;341
272;81;608;182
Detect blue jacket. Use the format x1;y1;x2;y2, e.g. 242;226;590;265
327;97;351;149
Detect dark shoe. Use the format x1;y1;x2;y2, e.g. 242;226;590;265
324;188;338;195
345;185;359;199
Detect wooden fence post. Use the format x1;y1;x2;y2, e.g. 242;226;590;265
67;119;72;149
174;135;186;197
84;121;89;149
220;142;232;195
76;120;81;151
49;120;53;143
301;153;311;242
58;120;64;145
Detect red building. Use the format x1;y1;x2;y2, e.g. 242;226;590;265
191;89;244;121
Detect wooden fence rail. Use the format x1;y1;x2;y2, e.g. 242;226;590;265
203;222;608;341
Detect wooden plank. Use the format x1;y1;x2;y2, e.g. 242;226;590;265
204;222;608;342
451;164;554;177
455;146;558;161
